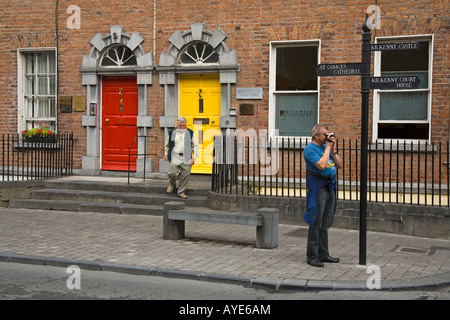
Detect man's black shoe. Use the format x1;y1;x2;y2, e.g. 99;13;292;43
320;256;340;263
307;260;324;267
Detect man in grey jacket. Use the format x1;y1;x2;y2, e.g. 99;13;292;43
164;117;199;199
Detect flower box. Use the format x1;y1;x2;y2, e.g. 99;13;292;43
22;136;57;143
21;121;56;143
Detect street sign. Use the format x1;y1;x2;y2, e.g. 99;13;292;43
315;16;423;266
370;76;421;90
370;42;421;51
316;63;362;77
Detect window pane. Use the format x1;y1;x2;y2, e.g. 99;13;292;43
36;98;45;117
26;98;36;118
26;76;35;95
378;123;428;140
275;93;317;136
26;54;34;73
48;53;56;73
101;54;116;66
380;91;428;120
179;54;194;64
122;50;137;66
381;41;428;72
49;76;56;95
49;98;56;117
37;76;48;94
276;46;317;91
36;53;48;74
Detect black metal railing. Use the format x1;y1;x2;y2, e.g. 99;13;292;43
1;133;75;181
212;134;450;207
127;134;159;184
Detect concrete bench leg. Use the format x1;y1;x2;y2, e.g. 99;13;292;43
256;207;279;249
163;201;186;240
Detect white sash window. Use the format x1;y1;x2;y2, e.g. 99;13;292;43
18;49;57;132
269;41;320;138
373;36;432;142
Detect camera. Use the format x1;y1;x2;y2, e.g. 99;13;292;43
325;133;335;142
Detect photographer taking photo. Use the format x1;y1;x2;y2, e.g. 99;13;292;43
303;123;343;267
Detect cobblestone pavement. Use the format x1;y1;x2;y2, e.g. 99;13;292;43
0;206;449;291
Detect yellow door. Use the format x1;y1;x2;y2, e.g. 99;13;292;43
179;74;221;174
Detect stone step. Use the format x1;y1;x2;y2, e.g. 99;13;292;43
7;175;213;216
43;179;210;197
8;199;161;215
30;188;209;207
9;198;212;216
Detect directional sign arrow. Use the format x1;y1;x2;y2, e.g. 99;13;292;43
316;63;362;77
370;42;421;51
370;76;421;90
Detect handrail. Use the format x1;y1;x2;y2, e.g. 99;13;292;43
127;134;159;184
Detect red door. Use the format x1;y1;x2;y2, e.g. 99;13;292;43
101;76;138;171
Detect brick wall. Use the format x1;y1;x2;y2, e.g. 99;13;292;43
1;0;449;171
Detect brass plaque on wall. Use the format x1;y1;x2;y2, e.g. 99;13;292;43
239;103;254;115
73;96;85;112
59;96;72;113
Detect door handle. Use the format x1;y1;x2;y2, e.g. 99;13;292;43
105;119;110;122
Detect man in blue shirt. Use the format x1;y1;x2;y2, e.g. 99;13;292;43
303;123;343;267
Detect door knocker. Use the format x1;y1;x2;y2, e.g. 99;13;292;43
119;88;123;112
198;89;204;113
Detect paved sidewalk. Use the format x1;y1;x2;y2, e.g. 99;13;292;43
0;176;449;291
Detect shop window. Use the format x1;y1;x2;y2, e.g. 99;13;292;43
270;43;319;137
18;50;57;133
374;38;431;141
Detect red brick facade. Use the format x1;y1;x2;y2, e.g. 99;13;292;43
1;0;449;174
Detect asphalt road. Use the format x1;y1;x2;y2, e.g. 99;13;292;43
1;262;449;302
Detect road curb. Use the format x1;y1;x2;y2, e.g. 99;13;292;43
1;252;449;292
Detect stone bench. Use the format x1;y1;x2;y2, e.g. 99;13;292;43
162;202;279;249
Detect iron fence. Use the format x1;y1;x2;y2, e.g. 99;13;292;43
212;135;450;207
1;133;75;181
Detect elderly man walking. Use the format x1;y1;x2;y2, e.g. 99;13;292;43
163;117;199;199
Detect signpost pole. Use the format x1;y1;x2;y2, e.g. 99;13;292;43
359;15;371;266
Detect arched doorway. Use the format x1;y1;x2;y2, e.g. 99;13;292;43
80;26;154;174
158;23;239;174
179;73;221;173
101;75;138;171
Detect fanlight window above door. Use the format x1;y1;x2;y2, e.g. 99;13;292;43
178;41;219;65
100;44;137;67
